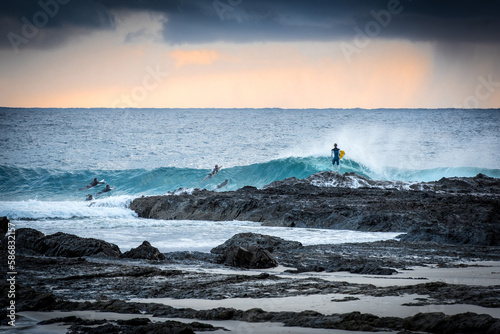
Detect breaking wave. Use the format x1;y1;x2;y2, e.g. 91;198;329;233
1;158;498;202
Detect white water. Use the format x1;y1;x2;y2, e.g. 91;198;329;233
13;216;402;253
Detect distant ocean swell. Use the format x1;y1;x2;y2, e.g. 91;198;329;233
1;157;499;202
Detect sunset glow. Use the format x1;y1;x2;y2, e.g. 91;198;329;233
1;1;499;108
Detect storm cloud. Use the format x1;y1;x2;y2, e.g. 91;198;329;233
1;0;500;50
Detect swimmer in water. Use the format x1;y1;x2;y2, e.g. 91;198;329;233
79;178;105;190
97;184;114;195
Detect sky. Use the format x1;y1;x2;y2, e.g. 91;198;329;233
1;0;500;109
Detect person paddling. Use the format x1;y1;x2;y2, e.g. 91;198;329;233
79;178;105;190
203;164;222;181
97;184;115;195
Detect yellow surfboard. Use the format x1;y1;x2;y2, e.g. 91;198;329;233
339;150;345;159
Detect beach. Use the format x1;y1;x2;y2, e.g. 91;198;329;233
12;258;500;334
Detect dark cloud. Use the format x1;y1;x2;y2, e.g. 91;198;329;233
1;0;499;51
1;0;116;51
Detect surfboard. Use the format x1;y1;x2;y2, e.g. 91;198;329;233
339;150;345;159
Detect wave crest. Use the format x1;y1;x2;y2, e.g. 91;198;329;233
1;159;499;201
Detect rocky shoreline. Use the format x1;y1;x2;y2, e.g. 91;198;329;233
130;172;500;246
2;172;500;333
2;227;500;333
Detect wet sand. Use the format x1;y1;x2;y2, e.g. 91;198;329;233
7;260;500;333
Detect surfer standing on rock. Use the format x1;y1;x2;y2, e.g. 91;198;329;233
331;143;341;173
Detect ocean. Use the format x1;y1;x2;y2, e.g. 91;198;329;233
1;108;499;252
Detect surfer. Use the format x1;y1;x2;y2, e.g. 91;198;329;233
203;165;222;181
331;143;341;173
79;178;105;190
85;194;94;201
97;184;114;195
216;179;229;189
211;164;222;176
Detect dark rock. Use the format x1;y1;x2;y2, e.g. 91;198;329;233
279;310;500;333
42;316;215;334
1;228;46;254
211;232;302;255
163;251;215;261
217;246;278;269
434;173;500;193
216;179;229;189
15;228;46;253
211;233;299;268
0;283;58;311
6;243;500;333
331;296;360;302
33;232;122;258
38;316;106;326
351;263;398;275
400;222;500;246
121;241;165;261
285;265;325;274
116;318;151;326
130;172;500;245
211;232;399;276
284;258;397;276
403;312;500;334
0;216;9;239
72;323;120;334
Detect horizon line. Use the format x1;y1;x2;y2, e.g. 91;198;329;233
2;106;500;111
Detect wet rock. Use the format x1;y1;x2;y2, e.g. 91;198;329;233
211;232;302;255
0;283;58;311
33;232;122;258
17;227;46;245
162;251;216;264
7;230;500;334
280;310;500;333
283;256;397;276
217;246;278;269
434;173;500;193
2;228;45;254
347;263;398;275
8;280;500;334
40;316;222;334
285;265;326;273
387;281;500;308
121;241;165;261
130;172;500;245
403;312;500;334
400;222;500;246
0;216;8;239
211;233;299;269
38;316;107;326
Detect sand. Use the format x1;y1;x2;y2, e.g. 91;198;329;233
12;261;500;333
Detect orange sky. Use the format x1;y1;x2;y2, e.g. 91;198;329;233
1;11;499;109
